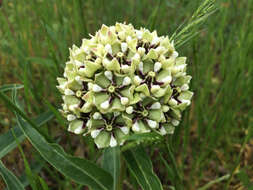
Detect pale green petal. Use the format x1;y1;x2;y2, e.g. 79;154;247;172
148;109;164;122
109;98;125;112
94;72;111;88
143;60;154;73
94;131;110;148
135;84;150;96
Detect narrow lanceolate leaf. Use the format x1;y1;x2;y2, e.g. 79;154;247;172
15;114;113;190
123;146;163;190
0;111;54;159
0;84;24;92
0;160;25;190
102;147;120;190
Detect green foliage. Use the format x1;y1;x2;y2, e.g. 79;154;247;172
0;161;25;190
102;147;121;190
0;111;54;159
0;0;252;189
123;146;163;190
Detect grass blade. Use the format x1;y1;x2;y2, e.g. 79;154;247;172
123;146;163;190
102;147;120;190
11;128;39;190
39;177;50;190
0;84;24;92
0;160;25;190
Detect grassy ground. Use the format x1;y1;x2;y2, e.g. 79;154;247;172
0;0;253;189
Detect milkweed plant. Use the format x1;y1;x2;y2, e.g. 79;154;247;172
56;0;217;150
57;23;193;148
0;0;217;189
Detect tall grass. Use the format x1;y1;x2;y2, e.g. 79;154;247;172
0;0;253;189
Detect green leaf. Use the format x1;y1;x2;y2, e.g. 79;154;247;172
102;147;120;190
122;132;162;141
123;146;163;190
0;160;25;190
0;111;54;159
15;114;113;190
39;177;50;190
11;128;39;190
0;84;24;92
0;91;113;190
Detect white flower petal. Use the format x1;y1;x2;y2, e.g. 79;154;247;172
160;126;167;135
136;31;143;39
110;135;117;147
134;75;142;85
171;51;178;59
93;112;102;120
132;53;140;61
79;67;86;72
74;124;84;134
100;100;110;109
154;62;162;72
121;42;128;52
91;129;101;138
75;76;81;81
169;98;178;106
121;65;130;71
181;99;191;106
138;61;144;73
137;47;145;55
104;71;113;81
147;119;157;128
120;127;129;135
92;84;103;92
126;106;134;114
120;97;129;105
132;122;140;132
105;44;112;54
172;119;180;126
122;76;131;86
126;36;132;43
151;36;160;45
150;102;161;109
67;114;76;121
69;104;79;111
181;84;189;91
151;85;160;92
161;75;172;84
64;89;75;95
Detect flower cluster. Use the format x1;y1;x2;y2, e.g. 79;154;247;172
57;23;193;148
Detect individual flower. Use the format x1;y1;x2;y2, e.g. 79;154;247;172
89;112;130;148
57;22;193;148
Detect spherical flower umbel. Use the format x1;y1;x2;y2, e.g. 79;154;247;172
57;22;193;148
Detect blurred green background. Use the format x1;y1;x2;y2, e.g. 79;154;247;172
0;0;252;189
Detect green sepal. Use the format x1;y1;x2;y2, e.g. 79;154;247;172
135;84;150;96
103;58;120;72
148;109;164;122
120;85;135;100
94;72;111;88
64;95;80;106
143;60;154;74
108;98;125;112
94;131;110;148
144;49;158;60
